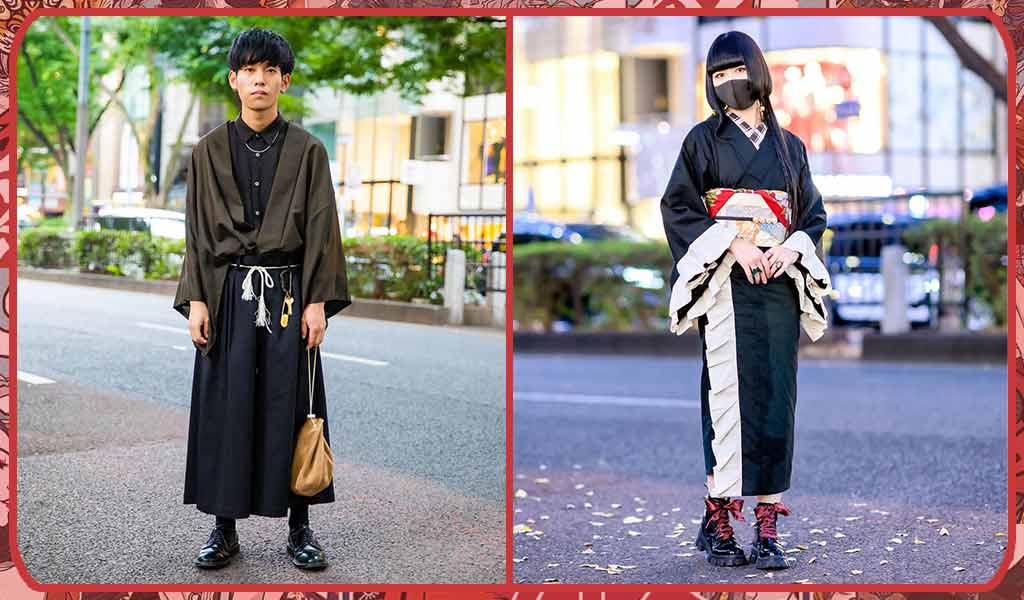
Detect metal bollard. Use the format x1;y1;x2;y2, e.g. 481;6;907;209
444;249;466;326
881;244;910;334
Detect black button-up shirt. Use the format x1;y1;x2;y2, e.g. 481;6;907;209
228;112;288;229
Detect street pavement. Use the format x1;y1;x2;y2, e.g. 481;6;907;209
15;278;506;584
513;353;1010;585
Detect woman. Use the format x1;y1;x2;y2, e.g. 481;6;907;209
660;31;833;570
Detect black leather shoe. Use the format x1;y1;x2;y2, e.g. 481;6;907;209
194;525;239;569
750;502;793;570
287;525;328;570
694;496;748;567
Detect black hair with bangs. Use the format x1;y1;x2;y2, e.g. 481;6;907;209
228;27;295;76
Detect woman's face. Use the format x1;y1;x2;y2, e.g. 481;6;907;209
712;64;748;85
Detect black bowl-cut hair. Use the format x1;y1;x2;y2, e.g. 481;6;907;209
704;30;803;233
228;27;295;76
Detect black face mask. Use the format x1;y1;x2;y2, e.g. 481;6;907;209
714;78;757;110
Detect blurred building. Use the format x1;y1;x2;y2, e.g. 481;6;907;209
513;16;1009;238
79;59;506;240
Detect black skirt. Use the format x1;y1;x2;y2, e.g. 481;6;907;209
183;251;335;518
698;260;801;497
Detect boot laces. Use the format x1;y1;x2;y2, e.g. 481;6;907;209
705;496;745;540
754;501;791;539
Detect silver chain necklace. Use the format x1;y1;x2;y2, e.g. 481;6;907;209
243;126;281;158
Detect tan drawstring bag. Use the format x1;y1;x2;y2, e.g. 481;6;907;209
290;346;334;496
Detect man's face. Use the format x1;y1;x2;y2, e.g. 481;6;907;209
229;61;290;111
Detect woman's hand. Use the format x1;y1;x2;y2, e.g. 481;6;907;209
301;302;327;349
730;237;770;285
188;300;210;345
764;246;800;279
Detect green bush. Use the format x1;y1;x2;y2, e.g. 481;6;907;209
18;229;73;268
903;214;1008;327
20;229;482;304
514;240;672;332
342;235;483;304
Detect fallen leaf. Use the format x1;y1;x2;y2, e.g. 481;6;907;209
812;540;828;547
633;497;647;504
675;552;694;557
808;557;817;564
880;560;889;565
926;518;939;524
592;512;615;518
976;541;986;545
851;570;863;575
540;515;550;520
765;572;775;578
745;574;759;578
547;563;560;567
939;527;950;536
579;563;600;569
566;504;576;510
585;490;595;497
513;524;533;534
574;484;585;490
913;537;926;545
844;516;864;522
589;522;605;527
889;537;904;544
844;548;862;554
640;545;660;549
543;578;560;583
871;509;891;516
672;507;681;512
535;478;550;484
645;515;654;522
794;579;813;584
623;516;644;524
635;507;647;513
514;556;528;563
515;489;528;499
611;503;623;509
809;528;825;534
885;546;894;551
853;502;868;507
627;530;643;537
954;567;966;572
996;532;1008;537
583;502;593;509
833;532;847;539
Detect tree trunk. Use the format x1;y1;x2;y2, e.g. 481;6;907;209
926;16;1007;103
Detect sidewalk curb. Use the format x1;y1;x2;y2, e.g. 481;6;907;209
514;329;1006;363
18;266;493;328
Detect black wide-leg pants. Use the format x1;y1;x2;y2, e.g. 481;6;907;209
183;252;335;518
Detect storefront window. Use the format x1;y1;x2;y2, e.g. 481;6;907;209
888;54;923;152
466;118;507;185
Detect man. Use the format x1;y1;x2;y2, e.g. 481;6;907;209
173;27;350;571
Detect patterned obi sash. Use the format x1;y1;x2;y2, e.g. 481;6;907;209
703;188;791;247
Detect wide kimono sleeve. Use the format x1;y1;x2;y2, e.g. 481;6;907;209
173;150;205;321
779;135;834;341
301;142;352;321
660;125;738;334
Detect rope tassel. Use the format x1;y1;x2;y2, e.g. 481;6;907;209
241;265;275;333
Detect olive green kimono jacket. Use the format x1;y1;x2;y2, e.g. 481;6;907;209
172;119;351;356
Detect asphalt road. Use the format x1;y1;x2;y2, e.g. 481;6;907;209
513;353;1010;585
15;277;506;585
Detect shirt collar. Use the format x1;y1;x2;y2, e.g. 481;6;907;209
724;107;768;148
234;112;284;143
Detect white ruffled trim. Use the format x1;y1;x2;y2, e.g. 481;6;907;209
668;222;738;335
703;266;743;498
780;230;835;342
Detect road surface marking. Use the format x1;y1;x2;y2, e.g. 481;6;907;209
516;391;698;409
18;371;55;385
137;322;389;366
320;351;389;367
137;322;187;335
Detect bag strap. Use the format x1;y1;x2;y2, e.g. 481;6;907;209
307;346;319;418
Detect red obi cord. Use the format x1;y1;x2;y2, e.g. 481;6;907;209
708;189;790;230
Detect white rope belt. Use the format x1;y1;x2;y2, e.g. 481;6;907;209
232;262;301;332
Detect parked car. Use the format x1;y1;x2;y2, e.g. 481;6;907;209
826;213;940;328
91;207;186;241
512;214;646;245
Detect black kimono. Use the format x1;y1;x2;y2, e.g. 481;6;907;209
660;113;833;498
173;118;351;518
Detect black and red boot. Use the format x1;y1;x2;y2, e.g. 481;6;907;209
750;501;793;570
694;496;748;566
